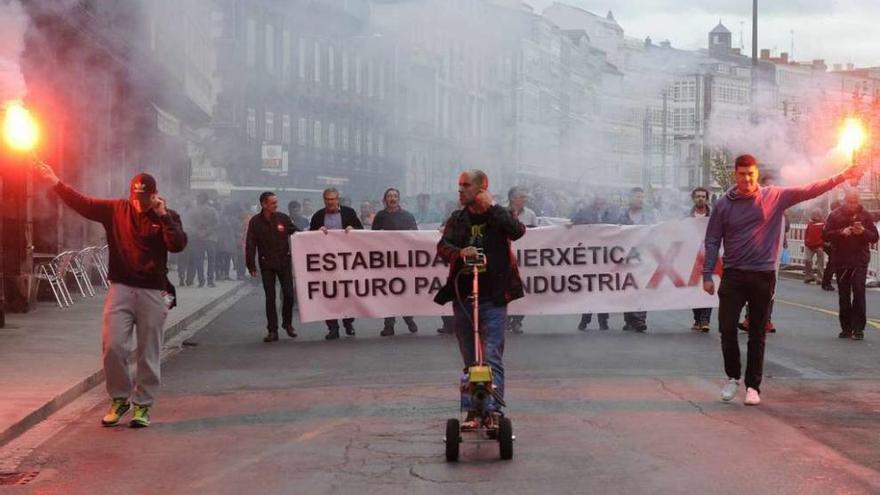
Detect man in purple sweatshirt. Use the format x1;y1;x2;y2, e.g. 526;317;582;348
703;154;860;406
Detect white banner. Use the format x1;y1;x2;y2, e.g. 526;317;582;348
292;218;720;323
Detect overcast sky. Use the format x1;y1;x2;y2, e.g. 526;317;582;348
526;0;880;68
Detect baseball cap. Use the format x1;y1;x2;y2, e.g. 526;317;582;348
130;173;157;201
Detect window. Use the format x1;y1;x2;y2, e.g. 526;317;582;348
246;107;256;138
714;80;747;105
314;120;322;148
341;126;349;150
342;51;349;91
265;112;274;141
366;130;372;155
265;24;274;73
354;128;362;154
298;117;306;145
282;31;291;80
378;62;384;100
328;123;336;149
355;56;362;94
673;108;696;132
328;46;335;87
246;19;256;67
282;114;291;144
367;61;373;97
377;133;385;156
298;38;306;79
314;41;321;83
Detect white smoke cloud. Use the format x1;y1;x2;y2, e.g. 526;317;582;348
705;103;851;187
0;0;27;101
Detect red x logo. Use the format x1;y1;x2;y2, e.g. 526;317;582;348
646;242;685;289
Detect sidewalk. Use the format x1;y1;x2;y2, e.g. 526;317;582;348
0;280;249;447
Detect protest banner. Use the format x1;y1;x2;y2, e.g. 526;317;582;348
292;219;719;322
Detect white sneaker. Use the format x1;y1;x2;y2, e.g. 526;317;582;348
720;379;739;402
744;387;761;406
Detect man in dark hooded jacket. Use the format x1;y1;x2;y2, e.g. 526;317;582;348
823;189;878;341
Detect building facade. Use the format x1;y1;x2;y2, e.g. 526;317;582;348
209;0;395;204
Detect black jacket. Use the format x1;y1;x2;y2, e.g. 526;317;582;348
434;205;526;306
571;206;614;225
245;211;299;272
822;206;878;267
290;213;310;232
54;183;187;291
372;208;418;231
309;206;364;231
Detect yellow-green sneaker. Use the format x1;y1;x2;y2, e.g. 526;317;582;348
101;398;131;427
129;404;151;428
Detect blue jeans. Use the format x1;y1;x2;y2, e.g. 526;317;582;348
453;300;507;405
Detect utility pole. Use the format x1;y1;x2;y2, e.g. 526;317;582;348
750;0;759;124
752;0;758;65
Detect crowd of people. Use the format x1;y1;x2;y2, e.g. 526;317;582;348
30;155;875;427
232;173;879;343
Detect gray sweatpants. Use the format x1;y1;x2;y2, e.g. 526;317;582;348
102;283;168;406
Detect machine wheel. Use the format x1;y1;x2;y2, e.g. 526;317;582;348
498;417;513;460
445;418;460;462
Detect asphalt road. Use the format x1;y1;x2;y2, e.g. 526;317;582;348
2;278;879;494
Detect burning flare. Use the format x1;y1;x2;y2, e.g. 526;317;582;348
2;101;40;152
837;117;868;186
837;117;866;157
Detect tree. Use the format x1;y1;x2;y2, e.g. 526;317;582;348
708;151;734;191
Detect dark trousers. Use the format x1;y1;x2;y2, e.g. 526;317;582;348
261;268;294;331
216;251;232;280
718;269;776;392
821;251;836;287
325;318;354;330
623;311;647;327
177;249;191;285
582;313;609;324
743;298;774;323
440;315;454;331
187;239;217;285
232;252;246;279
692;308;712;324
384;316;415;328
836;265;868;332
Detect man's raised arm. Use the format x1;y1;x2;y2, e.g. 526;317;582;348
36;160;114;223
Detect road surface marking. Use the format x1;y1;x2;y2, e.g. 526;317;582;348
776;299;880;330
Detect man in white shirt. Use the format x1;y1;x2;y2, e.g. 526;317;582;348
506;186;537;334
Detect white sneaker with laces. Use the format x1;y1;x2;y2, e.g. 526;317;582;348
744;387;761;406
720;379;739;402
